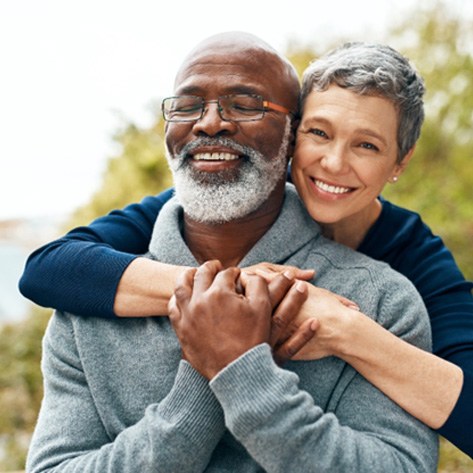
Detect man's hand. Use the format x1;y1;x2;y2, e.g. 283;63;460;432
168;260;313;379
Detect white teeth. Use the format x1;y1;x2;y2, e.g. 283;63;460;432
193;152;239;161
314;179;351;194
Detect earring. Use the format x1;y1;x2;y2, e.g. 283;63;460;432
391;176;399;183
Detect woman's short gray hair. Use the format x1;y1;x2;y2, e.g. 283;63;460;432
300;42;425;163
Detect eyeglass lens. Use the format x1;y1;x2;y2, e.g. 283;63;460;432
163;95;266;122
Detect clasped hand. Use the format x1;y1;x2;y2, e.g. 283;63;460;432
168;260;317;379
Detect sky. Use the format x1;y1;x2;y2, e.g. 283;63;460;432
1;0;471;221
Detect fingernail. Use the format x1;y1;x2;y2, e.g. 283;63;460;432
310;319;319;331
295;281;306;293
283;270;294;280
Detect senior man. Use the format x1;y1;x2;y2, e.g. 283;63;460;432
27;32;437;472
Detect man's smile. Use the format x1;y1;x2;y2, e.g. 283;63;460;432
193;152;240;161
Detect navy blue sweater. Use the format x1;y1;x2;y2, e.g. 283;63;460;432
19;187;473;457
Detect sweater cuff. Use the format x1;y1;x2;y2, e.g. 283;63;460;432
209;344;299;436
157;360;224;446
437;368;473;456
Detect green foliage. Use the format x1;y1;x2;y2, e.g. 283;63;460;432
69;113;172;228
438;438;473;473
381;1;473;280
0;307;51;470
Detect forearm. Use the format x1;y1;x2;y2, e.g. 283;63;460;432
210;344;437;472
292;283;463;429
114;257;190;317
19;240;136;317
338;312;463;429
28;323;224;473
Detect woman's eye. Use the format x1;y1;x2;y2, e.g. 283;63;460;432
360;142;379;152
310;128;327;138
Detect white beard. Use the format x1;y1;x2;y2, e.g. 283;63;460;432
166;117;291;224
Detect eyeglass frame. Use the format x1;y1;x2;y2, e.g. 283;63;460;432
161;94;292;123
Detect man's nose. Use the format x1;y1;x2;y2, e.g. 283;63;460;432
192;102;237;137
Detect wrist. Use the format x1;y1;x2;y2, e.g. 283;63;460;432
114;258;190;317
330;308;369;359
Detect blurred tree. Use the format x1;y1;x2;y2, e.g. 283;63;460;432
381;1;473;280
69;110;172;227
0;306;50;470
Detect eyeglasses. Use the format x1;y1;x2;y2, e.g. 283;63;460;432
162;94;291;122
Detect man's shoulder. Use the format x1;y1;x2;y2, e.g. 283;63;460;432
308;237;431;349
303;230;400;293
44;310;153;352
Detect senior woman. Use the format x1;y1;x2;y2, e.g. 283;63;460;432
20;42;473;456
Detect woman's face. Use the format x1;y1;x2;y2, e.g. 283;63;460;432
292;85;409;227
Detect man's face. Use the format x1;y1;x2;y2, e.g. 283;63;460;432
165;46;294;224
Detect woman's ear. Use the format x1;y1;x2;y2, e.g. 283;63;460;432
390;145;416;182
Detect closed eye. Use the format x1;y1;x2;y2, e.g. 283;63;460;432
231;104;261;112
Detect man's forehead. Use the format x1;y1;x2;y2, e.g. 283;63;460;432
174;48;285;96
173;33;300;108
176;47;278;78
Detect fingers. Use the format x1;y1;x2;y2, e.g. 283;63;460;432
273;318;319;365
244;273;271;312
243;263;315;284
173;267;197;305
269;281;308;347
213;266;242;292
266;270;296;308
192;260;223;293
292;268;315;281
168;294;179;320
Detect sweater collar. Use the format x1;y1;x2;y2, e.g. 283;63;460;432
148;183;321;267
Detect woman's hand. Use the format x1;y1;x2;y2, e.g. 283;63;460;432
242;262;315;282
263;270;319;364
243;263;362;362
291;283;361;360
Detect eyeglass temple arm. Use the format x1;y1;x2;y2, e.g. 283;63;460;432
263;101;291;114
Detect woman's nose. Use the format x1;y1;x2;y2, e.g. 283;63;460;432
320;144;350;174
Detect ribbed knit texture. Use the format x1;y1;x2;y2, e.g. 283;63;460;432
27;186;438;472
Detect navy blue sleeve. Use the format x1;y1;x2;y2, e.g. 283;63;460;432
359;199;473;457
19;188;175;318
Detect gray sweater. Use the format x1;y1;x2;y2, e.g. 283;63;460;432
27;185;438;472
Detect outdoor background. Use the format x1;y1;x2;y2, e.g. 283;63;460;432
0;0;472;470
